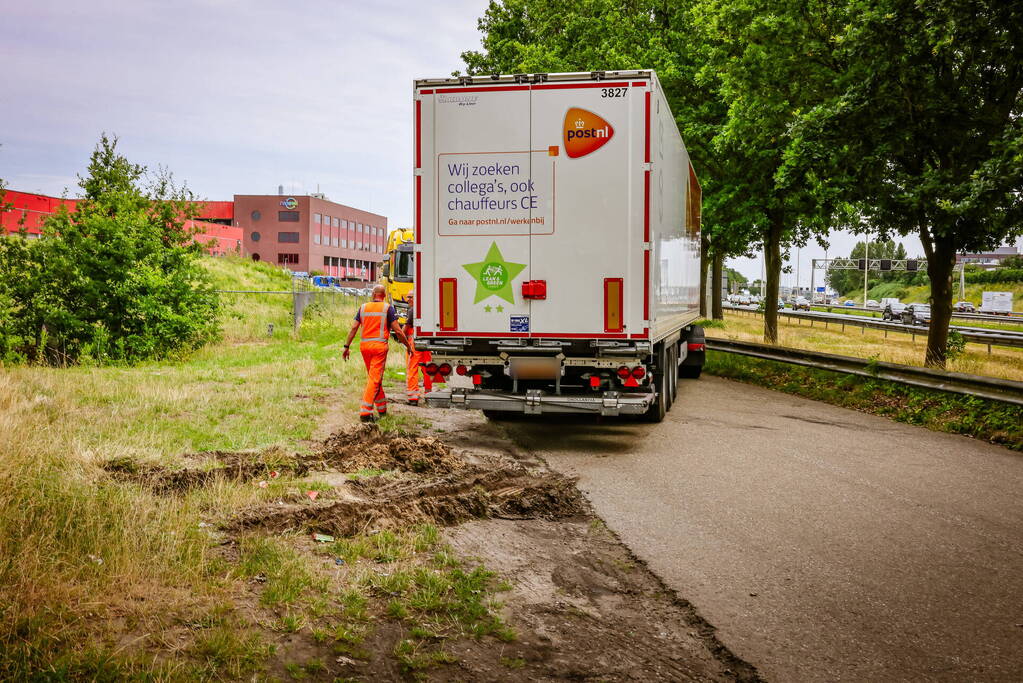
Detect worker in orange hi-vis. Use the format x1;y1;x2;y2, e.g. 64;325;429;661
342;285;413;422
403;291;433;406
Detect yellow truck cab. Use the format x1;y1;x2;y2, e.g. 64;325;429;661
379;228;415;323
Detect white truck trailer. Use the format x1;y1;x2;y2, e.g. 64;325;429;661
980;291;1013;316
411;71;704;421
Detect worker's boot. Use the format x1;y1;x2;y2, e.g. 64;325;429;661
359;414;376;423
408;399;419;406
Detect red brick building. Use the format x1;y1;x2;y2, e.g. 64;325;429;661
1;189;242;255
235;195;386;281
1;190;387;282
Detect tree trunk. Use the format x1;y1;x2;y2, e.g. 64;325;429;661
922;233;956;368
763;214;784;344
711;249;724;320
699;235;710;317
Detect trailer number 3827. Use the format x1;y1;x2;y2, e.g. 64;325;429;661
601;87;627;98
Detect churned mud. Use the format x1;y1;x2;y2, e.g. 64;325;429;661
232;428;583;537
314;423;463;474
103;447;307;494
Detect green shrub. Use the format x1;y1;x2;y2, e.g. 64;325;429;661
964;268;1023;285
0;135;219;365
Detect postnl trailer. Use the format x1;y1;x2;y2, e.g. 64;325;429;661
412;71;704;421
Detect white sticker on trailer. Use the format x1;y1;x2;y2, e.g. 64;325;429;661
439;154;546;235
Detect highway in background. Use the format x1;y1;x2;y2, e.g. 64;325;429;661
500;377;1023;681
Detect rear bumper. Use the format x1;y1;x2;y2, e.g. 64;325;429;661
425;388;654;416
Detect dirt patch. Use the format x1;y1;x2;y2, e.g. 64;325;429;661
313;424;462;474
231;460;583;537
103;447;307;494
445;517;762;682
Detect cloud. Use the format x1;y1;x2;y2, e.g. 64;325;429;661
0;0;489;223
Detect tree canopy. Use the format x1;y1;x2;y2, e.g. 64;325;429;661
0;135;219;364
461;0;1023;365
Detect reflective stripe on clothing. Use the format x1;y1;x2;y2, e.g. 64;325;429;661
360;341;388;416
358;301;390;343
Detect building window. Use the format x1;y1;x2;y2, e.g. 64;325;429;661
251;210;261;221
333;216;340;228
278;253;299;265
251;231;261;242
357;223;363;232
278;210;300;222
278;232;300;243
324;256;330;266
342;219;348;230
314;213;321;223
324;215;331;226
333;237;339;247
314;234;320;245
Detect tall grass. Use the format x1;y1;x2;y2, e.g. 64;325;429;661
0;257;408;675
712;311;1023;381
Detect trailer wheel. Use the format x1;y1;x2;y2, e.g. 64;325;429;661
668;343;679;405
679;364;702;379
643;345;669;423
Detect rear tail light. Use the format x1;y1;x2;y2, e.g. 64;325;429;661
455;364;469;376
438;363;452;376
424;362;438;375
616;366;631;379
688;342;705;352
589;375;602;388
472;374;482;385
631;366;646;379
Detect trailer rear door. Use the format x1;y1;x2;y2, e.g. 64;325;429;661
526;79;646;338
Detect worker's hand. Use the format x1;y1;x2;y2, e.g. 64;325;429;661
342;347;351;361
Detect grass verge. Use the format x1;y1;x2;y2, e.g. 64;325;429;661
711;311;1023;381
704;351;1023;450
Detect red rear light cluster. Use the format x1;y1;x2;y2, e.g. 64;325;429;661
424;363;438;375
616;366;631;379
688;342;705;352
455;364;469;376
438;363;452;376
631;366;646;379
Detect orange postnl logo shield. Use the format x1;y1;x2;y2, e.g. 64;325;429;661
563;107;614;158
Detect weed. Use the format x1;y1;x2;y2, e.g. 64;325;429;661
274;613;305;633
189;626;274;678
393;639;458;673
705;352;1023;450
501;656;527;669
236;536;320;607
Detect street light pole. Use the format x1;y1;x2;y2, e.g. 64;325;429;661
863;238;870;305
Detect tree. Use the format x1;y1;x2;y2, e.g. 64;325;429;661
461;0;760;321
791;0;1023;366
0;135;219;364
695;0;852;342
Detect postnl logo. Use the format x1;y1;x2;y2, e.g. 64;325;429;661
563;107;614;158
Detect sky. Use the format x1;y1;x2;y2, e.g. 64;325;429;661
2;0;1017;289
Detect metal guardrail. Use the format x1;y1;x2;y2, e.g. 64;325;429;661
705;338;1023;406
725;306;1023;349
812;304;1021;323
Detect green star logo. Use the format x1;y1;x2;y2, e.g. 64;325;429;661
462;242;526;304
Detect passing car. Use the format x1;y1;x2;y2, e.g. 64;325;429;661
882;302;906;321
953;301;976;313
842;300;856;307
792;296;811;311
900;303;931;325
738;295;752;306
777;298;786;310
865;299;880;309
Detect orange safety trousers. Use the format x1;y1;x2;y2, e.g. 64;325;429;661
405;329;432;402
357;300;391;418
360;341;389;417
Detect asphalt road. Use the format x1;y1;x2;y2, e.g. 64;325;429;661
498;376;1023;681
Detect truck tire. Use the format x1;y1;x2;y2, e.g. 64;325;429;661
679;364;702;379
668;343;678;405
679;325;705;380
643;345;669;423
